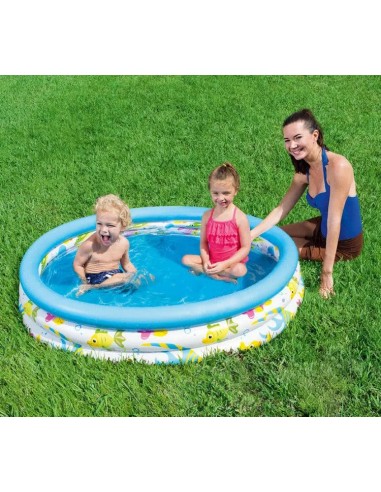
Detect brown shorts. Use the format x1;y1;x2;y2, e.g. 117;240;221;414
300;217;363;262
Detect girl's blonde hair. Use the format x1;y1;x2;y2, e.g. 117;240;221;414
94;194;131;229
208;162;240;191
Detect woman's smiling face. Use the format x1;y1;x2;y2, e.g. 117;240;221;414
283;120;319;161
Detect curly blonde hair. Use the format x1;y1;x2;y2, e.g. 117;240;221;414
94;194;131;229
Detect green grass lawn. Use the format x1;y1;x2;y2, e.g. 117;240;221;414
1;75;380;416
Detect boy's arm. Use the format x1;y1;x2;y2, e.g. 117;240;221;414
73;242;92;282
120;239;137;274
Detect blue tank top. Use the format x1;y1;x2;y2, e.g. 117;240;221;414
306;148;362;240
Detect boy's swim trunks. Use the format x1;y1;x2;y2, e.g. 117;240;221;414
85;269;123;285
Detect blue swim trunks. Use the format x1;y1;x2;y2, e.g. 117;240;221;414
85;269;123;285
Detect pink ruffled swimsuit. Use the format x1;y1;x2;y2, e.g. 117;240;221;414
206;206;248;264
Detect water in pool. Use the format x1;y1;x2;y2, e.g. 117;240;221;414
41;234;276;307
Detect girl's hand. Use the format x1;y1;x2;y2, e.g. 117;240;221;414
319;271;335;299
206;261;227;275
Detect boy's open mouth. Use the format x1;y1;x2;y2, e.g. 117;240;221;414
100;234;111;244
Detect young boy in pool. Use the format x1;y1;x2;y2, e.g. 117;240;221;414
182;162;251;282
73;194;137;295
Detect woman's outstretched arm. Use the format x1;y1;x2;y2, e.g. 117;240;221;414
250;173;308;240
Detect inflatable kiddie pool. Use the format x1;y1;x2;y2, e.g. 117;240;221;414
19;206;304;364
